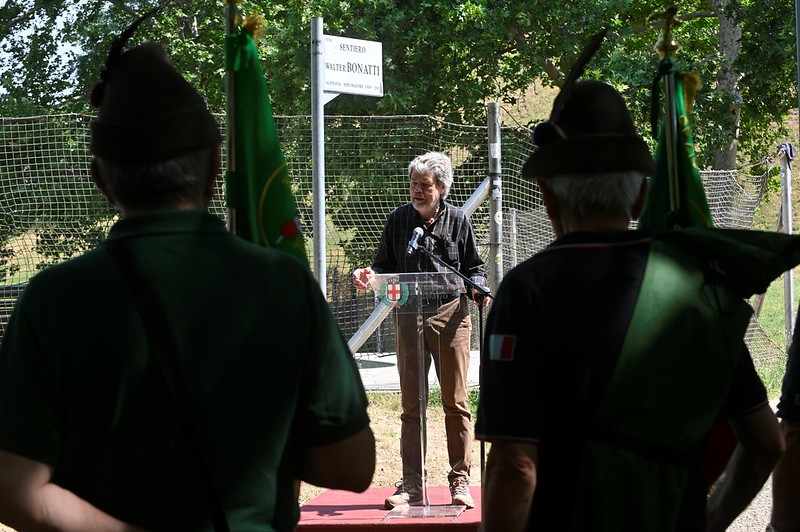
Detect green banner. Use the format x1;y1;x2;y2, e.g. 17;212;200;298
638;58;713;231
224;31;309;267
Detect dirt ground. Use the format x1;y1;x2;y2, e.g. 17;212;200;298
298;391;484;506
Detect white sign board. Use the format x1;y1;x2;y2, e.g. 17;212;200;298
323;34;383;97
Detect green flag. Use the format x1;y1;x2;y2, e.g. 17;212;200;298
224;28;309;266
638;57;713;231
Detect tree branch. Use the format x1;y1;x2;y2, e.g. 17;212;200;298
0;3;38;39
628;10;716;35
105;0;140;19
541;59;560;82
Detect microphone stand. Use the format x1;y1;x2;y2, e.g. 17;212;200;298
413;245;493;304
412;244;493;480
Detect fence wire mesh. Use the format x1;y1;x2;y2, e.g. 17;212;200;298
0;113;785;373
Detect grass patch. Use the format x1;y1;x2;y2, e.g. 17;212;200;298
367;391;402;409
368;387;480;420
758;361;787;399
753;272;800;353
425;386;480;419
750;271;799;399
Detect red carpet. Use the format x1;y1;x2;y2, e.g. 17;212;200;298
298;486;481;531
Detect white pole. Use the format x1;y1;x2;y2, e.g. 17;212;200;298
311;17;327;296
781;145;796;346
509;209;518;269
487;102;503;294
791;0;800;344
462;176;491;217
348;304;392;353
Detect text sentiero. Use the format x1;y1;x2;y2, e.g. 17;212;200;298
339;43;367;53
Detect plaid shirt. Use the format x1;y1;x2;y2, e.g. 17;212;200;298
372;201;486;297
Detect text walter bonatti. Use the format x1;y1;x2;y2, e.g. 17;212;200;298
326;42;381;76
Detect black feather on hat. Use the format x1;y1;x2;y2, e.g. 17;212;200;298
521;30;655;180
89;9;221;163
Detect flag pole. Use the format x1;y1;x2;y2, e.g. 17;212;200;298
224;0;238;234
652;7;683;228
639;7;712;232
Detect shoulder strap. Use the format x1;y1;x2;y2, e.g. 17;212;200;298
105;241;231;532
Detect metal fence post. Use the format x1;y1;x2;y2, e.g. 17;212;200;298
780;143;796;346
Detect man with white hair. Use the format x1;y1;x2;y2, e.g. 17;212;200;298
0;32;374;531
476;79;796;531
353;151;487;509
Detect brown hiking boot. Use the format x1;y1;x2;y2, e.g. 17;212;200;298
450;477;474;509
384;479;423;509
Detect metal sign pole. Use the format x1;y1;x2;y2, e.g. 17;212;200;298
311;17;328;296
224;0;238;234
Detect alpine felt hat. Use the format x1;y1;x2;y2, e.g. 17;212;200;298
90;43;221;163
521;80;655;180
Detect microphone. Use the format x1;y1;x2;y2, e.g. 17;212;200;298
406;227;425;255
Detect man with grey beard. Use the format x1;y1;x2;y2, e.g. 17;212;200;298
353;151;487;510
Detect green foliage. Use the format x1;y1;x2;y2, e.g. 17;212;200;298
0;245;18;284
429;385;480;419
757;163;783;199
736;1;797;161
2;1;796;165
0;183;18;283
467;387;479;419
0;114;115;281
324;118;413;266
2;1;797;279
0;96;44;116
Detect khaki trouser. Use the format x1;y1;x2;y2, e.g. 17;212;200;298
394;295;473;486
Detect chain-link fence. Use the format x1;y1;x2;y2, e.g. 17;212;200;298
0;112;783;371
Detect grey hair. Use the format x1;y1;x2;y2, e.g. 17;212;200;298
408;151;454;199
543;171;645;221
94;146;217;211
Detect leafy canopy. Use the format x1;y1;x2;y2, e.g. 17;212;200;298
0;0;796;168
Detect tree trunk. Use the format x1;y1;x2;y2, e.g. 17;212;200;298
709;0;742;170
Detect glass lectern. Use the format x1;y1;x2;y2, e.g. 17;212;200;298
367;271;468;520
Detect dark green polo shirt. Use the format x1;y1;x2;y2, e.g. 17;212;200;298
0;210;369;531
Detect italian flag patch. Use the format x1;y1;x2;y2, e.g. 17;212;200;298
489;334;516;362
